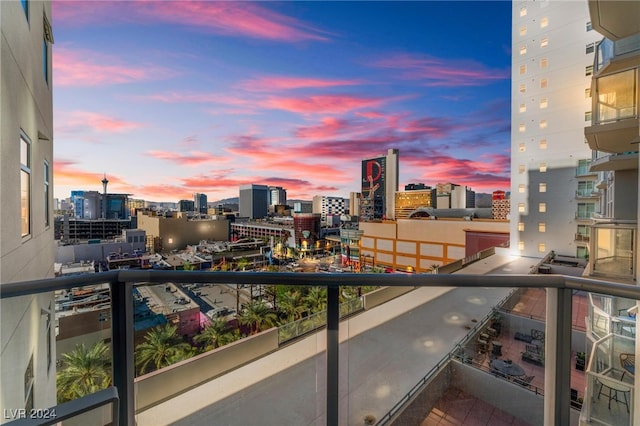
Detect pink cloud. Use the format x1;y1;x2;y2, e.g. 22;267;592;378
147;150;223;166
371;53;509;87
53;1;330;43
54;47;174;87
264;94;387;114
239;76;360;92
57;111;143;134
55;160;127;187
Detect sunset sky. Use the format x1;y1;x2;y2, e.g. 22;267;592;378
52;1;512;203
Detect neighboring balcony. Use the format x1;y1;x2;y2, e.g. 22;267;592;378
585;39;640;154
591;224;636;279
576;233;591;243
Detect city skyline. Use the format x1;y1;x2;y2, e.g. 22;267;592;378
52;1;511;202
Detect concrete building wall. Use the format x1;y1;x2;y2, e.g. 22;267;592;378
0;0;57;415
511;0;602;258
359;219;509;272
137;213;229;252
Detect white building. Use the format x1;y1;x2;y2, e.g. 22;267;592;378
1;0;56;416
511;1;602;258
312;195;348;221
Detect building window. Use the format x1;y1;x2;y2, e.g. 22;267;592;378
519;83;526;94
518;222;525;232
540;38;548;48
539;223;546;233
540;98;548;109
539;183;547;192
585;87;591;98
20;131;31;237
519;64;527;75
539;139;547;149
539;203;546;213
518;203;525;213
519;26;527;36
540;163;547;172
586;43;595;54
519;45;527;55
42;14;53;86
539;119;547;129
587;21;592;32
585;65;593;76
518;184;525;193
519;123;526;133
518;241;525;251
540;17;549;28
538;242;546;252
519;142;526;152
585;111;592;122
540;78;548;89
519;103;527;113
44;161;50;227
540;58;548;69
520;6;527;17
519;164;525;174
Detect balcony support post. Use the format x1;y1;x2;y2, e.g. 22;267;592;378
327;284;339;426
111;278;135;426
544;287;572;426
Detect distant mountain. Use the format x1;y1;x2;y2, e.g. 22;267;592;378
210;197;239;206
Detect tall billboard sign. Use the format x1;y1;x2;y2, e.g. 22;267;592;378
361;157;386;220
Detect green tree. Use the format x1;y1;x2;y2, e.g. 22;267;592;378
57;341;111;403
304;287;327;313
194;318;231;351
278;290;306;322
238;300;278;334
135;323;194;375
237;257;250;271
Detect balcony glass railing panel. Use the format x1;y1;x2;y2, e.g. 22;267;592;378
596;38;615;72
5;270;640;426
584;333;635;425
594;69;638;124
593;227;635;278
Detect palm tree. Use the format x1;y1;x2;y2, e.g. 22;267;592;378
238;300;278;334
278;290;306;322
57;341;111;402
135;323;194;375
194;318;231;351
304;287;327;313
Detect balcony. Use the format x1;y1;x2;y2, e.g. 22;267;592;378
590;152;639;172
2;268;640;426
576;234;591;243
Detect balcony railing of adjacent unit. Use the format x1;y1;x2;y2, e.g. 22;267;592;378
3;271;640;426
576;189;599;198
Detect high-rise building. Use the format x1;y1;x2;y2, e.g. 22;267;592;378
268;186;287;206
193;193;207;214
1;0;56;413
312;195;347;221
511;1;602;258
179;199;195;212
361;148;399;221
239;184;269;219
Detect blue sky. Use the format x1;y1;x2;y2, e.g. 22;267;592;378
52;0;512;202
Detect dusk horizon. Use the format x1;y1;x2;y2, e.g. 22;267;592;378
52;1;512;203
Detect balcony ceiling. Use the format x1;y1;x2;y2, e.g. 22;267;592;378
590;152;639;172
585;118;640;154
589;0;640;41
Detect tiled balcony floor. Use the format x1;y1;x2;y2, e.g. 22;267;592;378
422;388;530;425
425;288;590;425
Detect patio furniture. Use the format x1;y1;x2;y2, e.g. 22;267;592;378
491;341;503;357
597;375;630;413
477;339;489;353
514;332;533;343
620;353;635;380
491;359;525;377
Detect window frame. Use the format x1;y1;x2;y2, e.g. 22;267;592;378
20;131;32;238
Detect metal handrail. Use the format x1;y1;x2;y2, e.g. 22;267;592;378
2;271;640;426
